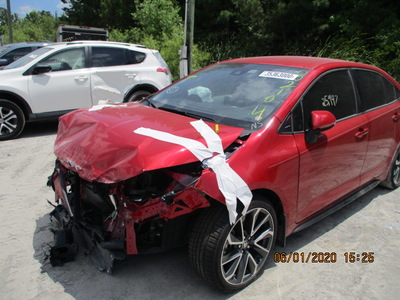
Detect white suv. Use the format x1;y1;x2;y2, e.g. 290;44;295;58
0;41;172;140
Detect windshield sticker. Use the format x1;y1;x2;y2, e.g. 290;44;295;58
259;71;299;80
166;86;179;94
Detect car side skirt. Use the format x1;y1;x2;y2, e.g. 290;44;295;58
292;180;380;234
29;109;75;121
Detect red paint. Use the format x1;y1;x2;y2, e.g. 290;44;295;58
55;103;243;183
311;111;336;130
52;56;400;255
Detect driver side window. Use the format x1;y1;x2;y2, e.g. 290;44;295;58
39;48;85;72
297;70;357;130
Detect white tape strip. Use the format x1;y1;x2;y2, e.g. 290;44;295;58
89;103;127;111
134;119;252;224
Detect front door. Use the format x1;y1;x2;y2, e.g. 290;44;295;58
293;69;369;222
28;47;92;114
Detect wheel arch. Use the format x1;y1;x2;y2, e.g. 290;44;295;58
0;91;32;120
123;84;159;102
380;144;400;189
251;189;287;247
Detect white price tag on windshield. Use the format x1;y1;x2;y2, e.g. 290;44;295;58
259;71;299;80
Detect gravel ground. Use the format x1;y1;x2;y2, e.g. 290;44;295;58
0;120;399;300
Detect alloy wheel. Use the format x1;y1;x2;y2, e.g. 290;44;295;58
393;152;400;186
0;105;18;136
220;207;275;286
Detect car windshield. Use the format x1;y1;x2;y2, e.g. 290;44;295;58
150;63;309;131
3;47;52;70
0;45;12;55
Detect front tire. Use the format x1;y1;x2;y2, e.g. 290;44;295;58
0;100;25;141
189;198;277;292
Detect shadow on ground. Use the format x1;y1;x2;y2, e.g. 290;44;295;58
19;120;59;139
33;186;390;300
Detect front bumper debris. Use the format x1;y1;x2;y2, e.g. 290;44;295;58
46;160;210;273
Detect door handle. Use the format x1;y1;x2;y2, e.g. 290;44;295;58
74;76;88;81
392;113;400;122
355;128;369;139
125;73;137;79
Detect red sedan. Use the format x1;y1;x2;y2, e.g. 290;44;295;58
48;56;400;291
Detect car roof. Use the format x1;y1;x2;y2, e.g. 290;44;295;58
46;41;147;50
224;56;374;71
0;42;53;50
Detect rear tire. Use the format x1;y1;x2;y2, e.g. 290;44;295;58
126;90;152;102
188;198;277;292
0;100;25;141
381;148;400;189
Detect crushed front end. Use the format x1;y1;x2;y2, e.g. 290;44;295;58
47;159;210;273
46;103;245;273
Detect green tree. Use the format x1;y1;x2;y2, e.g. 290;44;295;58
111;0;210;79
0;7;7;36
41;0;400;79
61;0;137;29
2;11;60;43
61;0;103;27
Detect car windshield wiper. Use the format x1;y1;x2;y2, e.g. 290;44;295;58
140;97;157;108
157;106;217;123
157;105;184;114
183;111;217;123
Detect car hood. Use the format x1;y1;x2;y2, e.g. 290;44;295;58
54;103;244;183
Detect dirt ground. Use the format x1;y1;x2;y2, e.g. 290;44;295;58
1;120;399;300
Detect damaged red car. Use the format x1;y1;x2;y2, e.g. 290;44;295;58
48;56;400;292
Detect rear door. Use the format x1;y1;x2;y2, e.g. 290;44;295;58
292;69;369;222
351;69;400;184
89;46;141;103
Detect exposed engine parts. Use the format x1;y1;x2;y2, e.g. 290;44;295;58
47;160;209;272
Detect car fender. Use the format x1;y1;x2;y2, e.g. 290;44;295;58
0;89;32;119
123;83;159;102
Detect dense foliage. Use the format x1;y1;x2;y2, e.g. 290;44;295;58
1;0;399;80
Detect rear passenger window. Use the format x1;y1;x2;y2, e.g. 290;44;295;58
300;70;356;129
352;69;397;110
127;50;146;64
92;47;126;67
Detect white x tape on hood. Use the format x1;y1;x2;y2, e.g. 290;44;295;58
89;100;127;111
134;119;252;224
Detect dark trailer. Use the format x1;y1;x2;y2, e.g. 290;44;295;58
57;25;109;42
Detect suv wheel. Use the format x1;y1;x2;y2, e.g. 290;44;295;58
126;90;152;102
381;148;400;189
0;100;25;141
189;198;277;292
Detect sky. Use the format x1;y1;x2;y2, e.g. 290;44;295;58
0;0;69;17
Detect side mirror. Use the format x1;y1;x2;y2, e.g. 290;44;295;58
0;59;9;66
311;110;336;130
32;64;52;75
306;110;336;144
